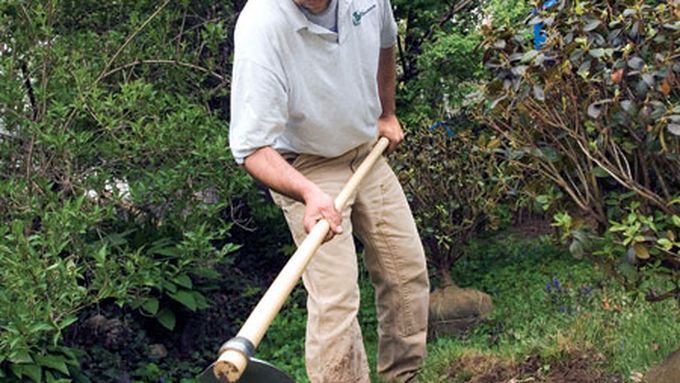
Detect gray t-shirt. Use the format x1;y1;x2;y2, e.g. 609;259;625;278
298;0;339;32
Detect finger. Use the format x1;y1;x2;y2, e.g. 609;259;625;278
327;210;343;234
386;139;398;154
303;215;317;234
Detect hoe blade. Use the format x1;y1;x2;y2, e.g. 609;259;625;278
198;357;294;383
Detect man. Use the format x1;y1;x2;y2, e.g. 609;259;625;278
229;0;429;381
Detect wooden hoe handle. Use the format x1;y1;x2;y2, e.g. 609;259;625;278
212;137;390;382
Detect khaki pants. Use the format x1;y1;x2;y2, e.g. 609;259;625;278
270;143;429;383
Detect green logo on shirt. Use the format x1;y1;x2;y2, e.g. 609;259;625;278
352;4;376;26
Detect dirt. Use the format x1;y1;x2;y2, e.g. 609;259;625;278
447;350;621;383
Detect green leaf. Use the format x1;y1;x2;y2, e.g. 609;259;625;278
521;50;539;64
36;354;70;374
668;124;680;136
632;244;650;260
620;100;635;114
172;274;193;289
9;350;34;364
627;56;644;70
532;85;545;101
58;315;78;330
569;240;584;259
161;280;178;293
29;322;55;332
169;290;197;311
129;297;145;310
142;298;160;315
592;166;610;178
192;267;220;279
588;48;605;58
151;247;179;257
156;308;176;330
540;146;560;162
10;363;22;378
193;291;211;310
583;19;601;32
93;244;107;264
657;238;673;251
24;364;42;382
672;215;680;228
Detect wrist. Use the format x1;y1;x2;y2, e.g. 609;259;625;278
300;182;322;204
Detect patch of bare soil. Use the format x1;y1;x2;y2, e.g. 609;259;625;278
447;351;620;383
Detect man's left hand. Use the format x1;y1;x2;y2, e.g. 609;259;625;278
377;114;404;154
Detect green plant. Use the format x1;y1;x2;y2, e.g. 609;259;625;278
419;235;680;382
397;125;516;286
0;1;249;379
476;0;679;298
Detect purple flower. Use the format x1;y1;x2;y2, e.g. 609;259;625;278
552;277;561;291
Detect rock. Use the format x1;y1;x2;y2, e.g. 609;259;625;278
84;314;108;333
646;349;680;383
149;343;168;360
428;285;493;338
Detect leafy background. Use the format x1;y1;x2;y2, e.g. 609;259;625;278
1;0;678;382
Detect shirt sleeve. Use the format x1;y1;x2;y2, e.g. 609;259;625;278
229;59;288;164
380;0;398;48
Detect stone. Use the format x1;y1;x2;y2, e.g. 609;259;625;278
149;343;168;360
428;285;493;338
646;349;680;383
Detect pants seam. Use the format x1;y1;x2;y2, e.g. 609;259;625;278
368;180;416;337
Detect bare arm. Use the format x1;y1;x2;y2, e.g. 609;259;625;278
243;147;343;239
377;45;404;153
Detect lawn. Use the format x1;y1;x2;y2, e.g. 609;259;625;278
258;234;680;382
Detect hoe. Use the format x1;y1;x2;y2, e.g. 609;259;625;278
199;137;390;383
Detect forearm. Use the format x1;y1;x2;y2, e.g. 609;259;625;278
243;146;320;203
377;45;397;118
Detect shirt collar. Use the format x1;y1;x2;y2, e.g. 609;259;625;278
280;0;351;34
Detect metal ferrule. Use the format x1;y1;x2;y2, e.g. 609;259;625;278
218;336;255;358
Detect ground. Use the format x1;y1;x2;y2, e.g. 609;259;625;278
445;351;618;383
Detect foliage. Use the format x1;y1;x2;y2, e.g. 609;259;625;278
396;126;515;286
258;236;680;382
0;0;249;380
419;235;680;382
476;0;679;298
394;0;529;286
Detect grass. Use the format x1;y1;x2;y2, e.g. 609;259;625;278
257;234;680;382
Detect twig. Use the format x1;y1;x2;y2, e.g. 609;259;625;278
646;287;680;303
94;0;171;84
62;0;171;132
100;59;226;82
20;62;37;120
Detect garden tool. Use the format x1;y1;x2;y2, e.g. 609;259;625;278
198;137;390;383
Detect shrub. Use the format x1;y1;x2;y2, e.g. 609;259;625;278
396;125;516;286
394;0;529;286
0;1;248;380
476;0;679;298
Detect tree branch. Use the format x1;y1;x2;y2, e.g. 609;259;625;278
20;62;37;120
101;59;227;83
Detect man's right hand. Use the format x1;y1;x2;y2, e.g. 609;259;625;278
302;185;343;242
